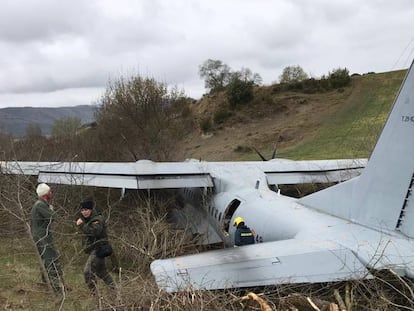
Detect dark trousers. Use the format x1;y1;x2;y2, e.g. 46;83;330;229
83;250;115;292
35;240;63;292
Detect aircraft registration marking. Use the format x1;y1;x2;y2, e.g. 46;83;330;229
401;116;414;122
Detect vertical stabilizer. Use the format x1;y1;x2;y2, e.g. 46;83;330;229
300;60;414;237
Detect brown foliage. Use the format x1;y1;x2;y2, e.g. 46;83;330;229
2;176;414;309
95;76;195;161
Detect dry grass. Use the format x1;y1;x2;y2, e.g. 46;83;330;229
1;176;414;310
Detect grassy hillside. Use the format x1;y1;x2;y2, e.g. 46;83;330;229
281;70;406;159
181;69;406;161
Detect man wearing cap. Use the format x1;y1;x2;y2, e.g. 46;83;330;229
76;198;115;293
31;183;63;293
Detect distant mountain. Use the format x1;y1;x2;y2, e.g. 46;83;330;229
0;105;96;138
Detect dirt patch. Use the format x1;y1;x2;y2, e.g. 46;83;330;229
176;86;351;161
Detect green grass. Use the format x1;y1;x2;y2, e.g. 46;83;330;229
278;70;406;160
0;236;104;310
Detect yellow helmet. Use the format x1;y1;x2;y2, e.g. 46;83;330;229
233;217;244;227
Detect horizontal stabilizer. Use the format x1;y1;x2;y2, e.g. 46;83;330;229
150;239;371;292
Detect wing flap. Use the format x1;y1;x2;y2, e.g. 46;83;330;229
150;239;371;292
4;161;213;189
38;171;213;189
262;159;367;185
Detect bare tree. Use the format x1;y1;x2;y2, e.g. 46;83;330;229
95;75;193;161
51;117;82;138
25;123;43;138
233;67;262;85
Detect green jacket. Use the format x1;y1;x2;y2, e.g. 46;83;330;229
79;209;109;254
31;199;56;244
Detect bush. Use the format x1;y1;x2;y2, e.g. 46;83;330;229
278;67;351;94
279;65;308;83
213;108;232;124
200;117;212;133
95;75;190;161
234;145;251;153
328;68;351;88
226;77;254;108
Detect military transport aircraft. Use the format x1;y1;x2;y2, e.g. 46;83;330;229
3;58;414;293
1;157;365;247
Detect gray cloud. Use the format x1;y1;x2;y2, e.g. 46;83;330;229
0;0;414;108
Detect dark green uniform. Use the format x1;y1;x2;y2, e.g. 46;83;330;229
79;209;114;291
31;199;62;292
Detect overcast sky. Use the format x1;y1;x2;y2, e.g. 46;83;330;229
1;0;413;108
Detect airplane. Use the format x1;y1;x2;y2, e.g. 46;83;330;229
3;58;413;293
0;157;365;247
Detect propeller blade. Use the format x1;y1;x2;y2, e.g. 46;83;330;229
271;145;277;159
271;135;281;159
252;147;267;161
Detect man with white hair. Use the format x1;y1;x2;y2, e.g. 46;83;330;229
31;183;63;293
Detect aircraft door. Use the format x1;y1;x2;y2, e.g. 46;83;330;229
221;199;241;235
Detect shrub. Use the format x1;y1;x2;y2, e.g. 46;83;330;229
226;77;254;108
328;68;351;88
213;108;232;124
234;145;251;153
279;65;308;83
200;117;212;133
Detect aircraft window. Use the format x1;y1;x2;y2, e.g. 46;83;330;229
218;212;222;221
222;199;241;234
214;209;218;219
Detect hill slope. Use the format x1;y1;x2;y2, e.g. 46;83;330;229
0;105;96;138
177;69;406;161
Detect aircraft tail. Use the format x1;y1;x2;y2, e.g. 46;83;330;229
300;59;414;237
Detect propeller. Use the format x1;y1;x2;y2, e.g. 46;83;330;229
253;135;280;161
252;147;268;161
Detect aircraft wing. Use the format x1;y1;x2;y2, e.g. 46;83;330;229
1;160;214;189
1;158;366;189
150;238;371;292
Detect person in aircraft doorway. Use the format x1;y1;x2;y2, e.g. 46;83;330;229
233;217;255;246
